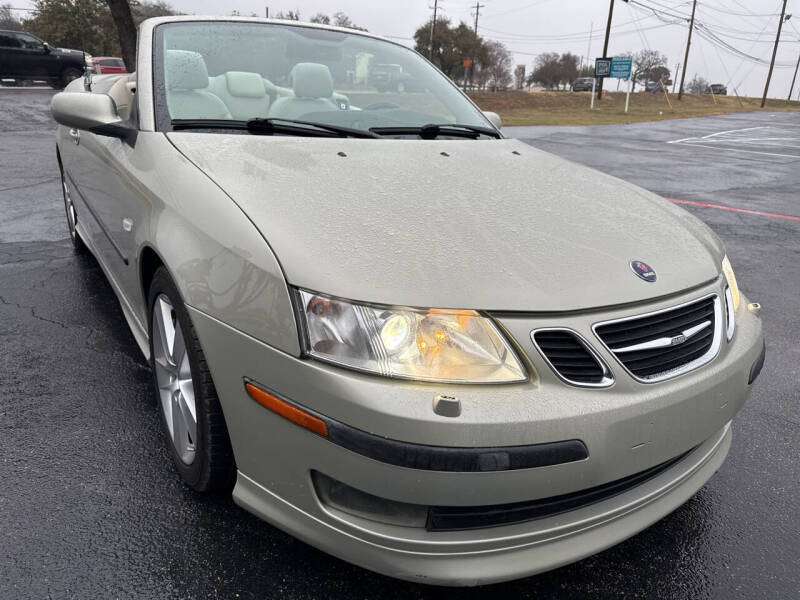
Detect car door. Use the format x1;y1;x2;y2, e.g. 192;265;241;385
66;83;150;321
12;33;50;78
0;32;23;77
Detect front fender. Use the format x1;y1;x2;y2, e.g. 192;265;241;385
136;133;300;356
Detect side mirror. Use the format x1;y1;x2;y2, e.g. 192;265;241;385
482;110;502;131
51;92;137;144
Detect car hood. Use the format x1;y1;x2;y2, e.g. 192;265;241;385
168;134;724;311
54;47;84;56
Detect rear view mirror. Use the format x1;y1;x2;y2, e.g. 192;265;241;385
482;110;502;130
51;92;137;144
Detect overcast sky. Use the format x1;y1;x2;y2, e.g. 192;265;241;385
20;0;800;98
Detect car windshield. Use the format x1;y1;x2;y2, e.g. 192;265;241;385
154;21;493;135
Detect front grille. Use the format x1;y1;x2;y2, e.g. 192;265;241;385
532;329;611;386
595;295;720;382
427;447;695;531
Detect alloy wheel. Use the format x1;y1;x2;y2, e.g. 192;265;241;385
61;175;78;241
152;294;198;465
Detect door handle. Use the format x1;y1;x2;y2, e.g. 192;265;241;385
69;128;80;145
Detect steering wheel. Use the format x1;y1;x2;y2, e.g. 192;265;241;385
362;102;401;111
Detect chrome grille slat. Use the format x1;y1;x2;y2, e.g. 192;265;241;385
597;302;714;337
594;295;722;383
620;329;713;364
598;305;715;345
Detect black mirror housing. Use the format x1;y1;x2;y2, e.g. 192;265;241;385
91;121;138;145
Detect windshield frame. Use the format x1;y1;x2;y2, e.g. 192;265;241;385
150;18;498;136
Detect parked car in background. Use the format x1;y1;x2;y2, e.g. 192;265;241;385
0;29;90;88
705;83;727;95
51;15;764;586
645;79;672;93
93;56;127;75
571;77;594;91
369;63;418;92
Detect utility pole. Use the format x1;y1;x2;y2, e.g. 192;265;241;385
472;2;485;33
597;1;615;100
586;21;593;74
673;61;681;93
790;48;800;102
429;0;440;61
786;47;800;102
265;6;269;17
677;0;697;100
763;0;789;107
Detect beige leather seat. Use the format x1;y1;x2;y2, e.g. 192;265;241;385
268;63;338;120
165;50;231;120
208;71;270;120
106;74;135;120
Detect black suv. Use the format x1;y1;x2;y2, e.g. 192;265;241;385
0;30;88;88
705;83;728;96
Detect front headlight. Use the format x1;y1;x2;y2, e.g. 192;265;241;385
722;255;739;341
721;255;740;311
297;290;526;383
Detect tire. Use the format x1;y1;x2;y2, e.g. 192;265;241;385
59;168;87;254
59;67;83;89
148;267;235;492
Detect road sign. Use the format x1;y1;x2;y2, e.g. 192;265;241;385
610;56;632;79
595;58;611;78
462;59;472;68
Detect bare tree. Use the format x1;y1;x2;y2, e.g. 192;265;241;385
0;3;23;30
133;1;179;23
527;52;580;90
686;75;709;94
106;0;137;71
273;10;300;20
483;40;513;91
559;52;579;90
630;49;668;92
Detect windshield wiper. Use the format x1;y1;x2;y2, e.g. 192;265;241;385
171;118;380;139
248;118;381;139
369;123;501;139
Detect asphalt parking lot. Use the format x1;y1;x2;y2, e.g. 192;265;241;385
1;89;798;599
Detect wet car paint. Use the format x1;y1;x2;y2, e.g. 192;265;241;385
0;90;798;598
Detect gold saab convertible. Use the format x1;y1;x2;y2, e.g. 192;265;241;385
51;16;765;586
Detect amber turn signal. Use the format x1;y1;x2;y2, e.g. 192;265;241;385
245;382;328;438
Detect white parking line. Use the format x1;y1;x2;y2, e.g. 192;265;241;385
666;125;800;159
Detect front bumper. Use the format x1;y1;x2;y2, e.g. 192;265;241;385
235;422;731;586
188;279;763;585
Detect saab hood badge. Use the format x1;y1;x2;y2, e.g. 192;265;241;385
630;260;657;282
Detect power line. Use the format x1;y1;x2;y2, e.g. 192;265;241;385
480;0;556;21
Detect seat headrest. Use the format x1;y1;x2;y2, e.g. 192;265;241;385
224;71;266;98
165;50;209;90
291;63;333;99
